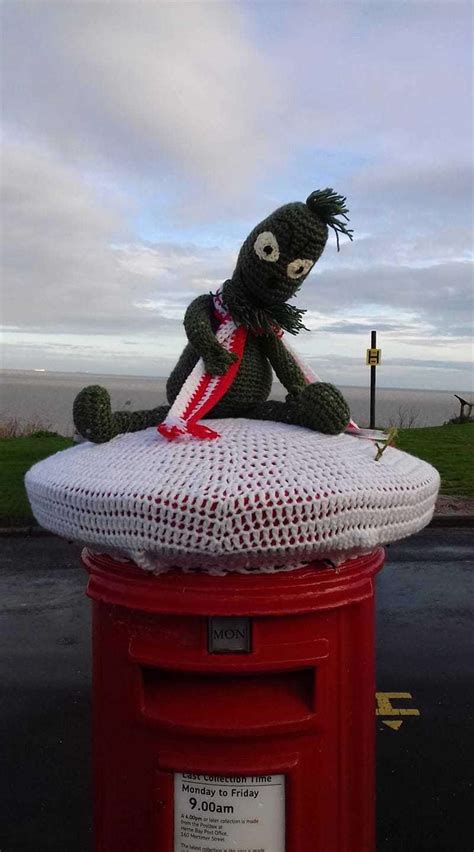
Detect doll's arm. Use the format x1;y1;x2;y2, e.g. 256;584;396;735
184;295;238;375
261;334;308;397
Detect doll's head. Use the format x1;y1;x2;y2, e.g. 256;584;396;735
233;188;353;307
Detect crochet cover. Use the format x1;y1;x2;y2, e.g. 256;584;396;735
25;419;439;574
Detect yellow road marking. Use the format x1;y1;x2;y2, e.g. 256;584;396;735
382;720;403;731
376;692;420;717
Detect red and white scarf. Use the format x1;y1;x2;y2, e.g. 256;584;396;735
159;289;362;441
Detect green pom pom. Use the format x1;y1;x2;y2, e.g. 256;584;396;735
306;188;353;251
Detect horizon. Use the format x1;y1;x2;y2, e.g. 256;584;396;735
1;2;472;389
1;366;472;397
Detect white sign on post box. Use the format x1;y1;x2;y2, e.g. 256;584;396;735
174;773;286;852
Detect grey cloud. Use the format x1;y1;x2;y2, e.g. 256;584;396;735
383;358;473;372
280;2;471;161
342;226;472;271
351;162;473;212
301;260;473;338
316;321;399;335
2;142;133;327
1;2;472;386
3;2;471;216
304;353;472;372
1;3;282;205
347;162;473;254
0;142;232;335
3;315;185;337
2;140;472;352
300;353;473;393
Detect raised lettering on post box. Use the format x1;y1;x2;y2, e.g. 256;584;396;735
208;616;252;653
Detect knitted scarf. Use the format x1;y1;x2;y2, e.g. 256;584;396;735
158;289;361;442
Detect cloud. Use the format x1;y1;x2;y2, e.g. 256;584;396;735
2;140;471;377
1;2;283;206
0;141;234;335
300;352;473;393
4;2;469;211
301;260;473;340
1;141;139;331
352;161;473;211
274;1;472;161
316;321;399;335
1;2;472;389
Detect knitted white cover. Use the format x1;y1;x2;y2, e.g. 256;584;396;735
25;419;440;575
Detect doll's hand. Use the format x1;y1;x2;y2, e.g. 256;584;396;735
204;346;239;376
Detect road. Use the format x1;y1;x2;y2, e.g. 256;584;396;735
0;527;472;851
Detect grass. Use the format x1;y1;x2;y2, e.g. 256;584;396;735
0;422;472;527
0;432;74;526
397;422;474;497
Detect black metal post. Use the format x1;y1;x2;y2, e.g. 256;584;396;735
370;330;376;429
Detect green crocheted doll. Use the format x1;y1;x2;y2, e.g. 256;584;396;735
73;188;353;443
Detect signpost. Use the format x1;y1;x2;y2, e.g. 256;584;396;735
366;331;381;429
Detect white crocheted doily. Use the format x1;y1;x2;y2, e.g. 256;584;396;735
25;419;439;574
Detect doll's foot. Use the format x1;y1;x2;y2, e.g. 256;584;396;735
73;385;171;443
293;382;350;435
73;385;117;443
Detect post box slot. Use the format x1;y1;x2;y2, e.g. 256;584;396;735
140;666;317;734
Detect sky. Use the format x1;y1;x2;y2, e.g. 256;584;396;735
1;0;472;390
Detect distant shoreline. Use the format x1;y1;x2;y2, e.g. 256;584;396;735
1;368;472;396
1;371;469;432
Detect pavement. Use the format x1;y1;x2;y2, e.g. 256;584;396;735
0;527;473;852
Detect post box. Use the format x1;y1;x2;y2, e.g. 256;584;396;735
83;546;385;852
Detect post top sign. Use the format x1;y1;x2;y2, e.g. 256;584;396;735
366;348;382;366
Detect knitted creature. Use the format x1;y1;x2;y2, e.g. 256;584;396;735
73;189;353;444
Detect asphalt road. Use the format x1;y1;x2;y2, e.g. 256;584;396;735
0;527;472;852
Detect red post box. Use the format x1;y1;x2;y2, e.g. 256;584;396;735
83;547;385;852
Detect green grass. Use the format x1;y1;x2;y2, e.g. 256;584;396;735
0;433;74;526
0;423;472;527
397;422;474;497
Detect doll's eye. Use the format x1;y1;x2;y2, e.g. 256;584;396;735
254;232;280;262
287;258;314;279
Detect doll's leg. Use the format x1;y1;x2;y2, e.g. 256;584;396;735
245;382;350;435
73;385;169;443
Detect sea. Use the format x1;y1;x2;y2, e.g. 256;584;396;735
1;369;471;436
